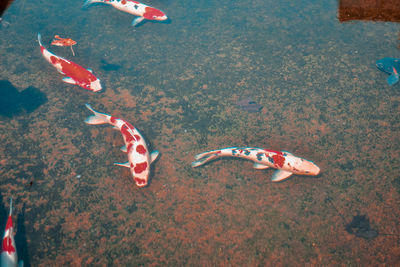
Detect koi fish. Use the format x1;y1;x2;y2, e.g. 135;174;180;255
192;147;320;182
82;0;168;27
85;104;159;187
37;33;102;92
1;198;23;267
376;57;400;85
51;35;77;56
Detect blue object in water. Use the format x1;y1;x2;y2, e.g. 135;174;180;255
376;57;400;85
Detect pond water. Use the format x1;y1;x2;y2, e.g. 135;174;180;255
1;0;399;265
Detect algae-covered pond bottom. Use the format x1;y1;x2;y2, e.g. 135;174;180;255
0;0;399;265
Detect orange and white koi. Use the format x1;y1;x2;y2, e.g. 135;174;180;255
1;198;23;267
51;35;77;56
192;147;320;182
83;0;168;27
38;33;102;92
85;104;159;187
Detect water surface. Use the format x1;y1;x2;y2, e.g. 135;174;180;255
1;0;399;265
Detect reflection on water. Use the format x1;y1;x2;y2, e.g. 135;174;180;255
1;0;399;265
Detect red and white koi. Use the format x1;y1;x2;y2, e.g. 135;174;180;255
1;198;23;267
83;0;167;27
85;104;159;187
192;147;320;182
83;0;168;27
37;33;102;92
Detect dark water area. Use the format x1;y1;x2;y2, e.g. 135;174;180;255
100;58;122;71
1;0;399;265
0;80;47;117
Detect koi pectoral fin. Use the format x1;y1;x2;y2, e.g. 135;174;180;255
271;170;293;182
150;150;160;163
132;16;145;27
62;77;76;84
253;163;269;169
114;162;130;168
120;145;127;153
387;73;399;85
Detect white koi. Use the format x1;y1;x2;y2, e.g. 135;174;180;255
192;147;320;182
85;104;159;187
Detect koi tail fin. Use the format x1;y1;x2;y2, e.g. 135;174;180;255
191;150;221;168
387;67;399;85
37;33;43;47
84;104;110;125
9;197;13;216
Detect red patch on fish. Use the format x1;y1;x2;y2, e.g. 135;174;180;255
2;236;15;254
121;125;134;142
49;56;97;89
60;61;96;83
272;154;285;168
134;162;148;174
127;143;133;152
143;7;164;19
125;122;134;129
110;116;117;123
136;145;147;155
50;56;58;64
5;216;12;231
264;149;283;155
134;177;146;186
134;134;141;141
121;0;126;4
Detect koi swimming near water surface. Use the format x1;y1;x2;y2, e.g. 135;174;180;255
192;147;320;182
51;35;77;56
85;104;159;187
83;0;168;27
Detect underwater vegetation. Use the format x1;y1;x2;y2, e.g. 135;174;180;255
0;80;47;117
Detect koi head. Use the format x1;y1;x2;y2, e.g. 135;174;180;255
143;7;167;21
284;152;320;176
294;158;320;176
127;144;150;187
88;78;102;92
130;161;150;187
